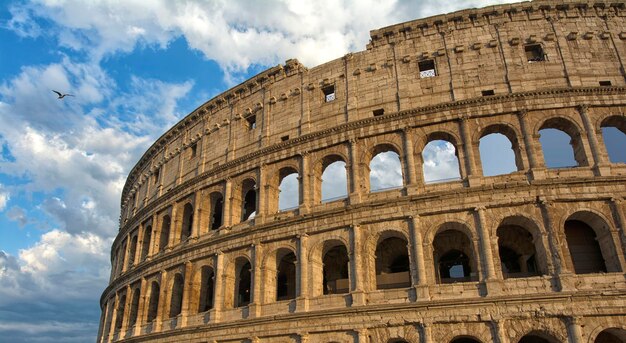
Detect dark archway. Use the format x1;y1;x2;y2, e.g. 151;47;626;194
565;220;607;274
146;281;160;322
169;273;184;318
159;215;171;252
180;203;194;241
276;252;297;301
323;244;349;295
235;260;252;307
209;192;223;230
375;236;410;289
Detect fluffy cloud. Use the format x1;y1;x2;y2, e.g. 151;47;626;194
422;140;463;183
0;184;8;211
12;0;518;83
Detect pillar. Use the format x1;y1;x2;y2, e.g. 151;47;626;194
191;192;202;238
538;198;572;291
409;216;429;299
350;224;366;305
492;320;508;343
134;278;148;336
154;270;168;331
578;105;610;175
348;138;363;204
297;233;310;312
256;165;267;224
459;116;480;186
474;207;496;280
249;243;263;317
300;152;312;213
223;178;233;227
610;197;626;270
147;214;158;257
421;323;433;343
179;261;194;327
212;252;225;323
356;328;369;343
120;285;133;335
517;110;545;180
567;317;584;343
403;128;420;194
167;206;178;249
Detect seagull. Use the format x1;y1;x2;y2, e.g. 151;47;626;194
52;90;74;99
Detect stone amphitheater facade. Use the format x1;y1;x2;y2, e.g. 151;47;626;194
98;1;626;342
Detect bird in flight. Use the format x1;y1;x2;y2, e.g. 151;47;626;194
52;90;74;99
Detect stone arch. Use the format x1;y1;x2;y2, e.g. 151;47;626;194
316;154;348;202
599;115;626;164
168;272;184;318
128;285;141;327
537;116;588;168
114;293;126;331
594;327;626;343
231;256;252;308
146;281;160;322
278;166;300;211
517;331;561;343
496;215;548;278
158;214;171;252
449;336;483;343
180;202;194;242
208;191;224;231
371;230;411;290
262;246;297;302
309;236;351;296
195;265;214;313
127;233;138;269
420;131;464;183
432;221;479;283
477;123;525;176
140;224;152;261
241;178;257;222
366;143;405;192
561;210;622;273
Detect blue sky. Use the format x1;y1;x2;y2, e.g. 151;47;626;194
1;1;624;342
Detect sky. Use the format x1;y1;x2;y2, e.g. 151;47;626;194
0;1;624;342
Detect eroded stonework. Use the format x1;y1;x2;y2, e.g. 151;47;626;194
99;1;626;342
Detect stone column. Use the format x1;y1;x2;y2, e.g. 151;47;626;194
121;234;131;274
348;138;363;204
154;270;168;332
474;207;496;280
517;110;545;180
134;278;148;336
350;224;366;305
566;317;584;343
296;233;310;312
249;243;263;318
356;328;369;343
256;165;267;224
106;293;119;340
403;128;419;194
300;152;311;213
167;206;178;249
491;320;508;343
223;178;233;227
191;192;202;239
120;286;133;335
610;197;626;270
538;198;571;290
578;105;610;175
147;214;158;257
212;252;224;323
299;333;309;343
459;116;481;186
179;261;194;327
409;216;429;299
421;322;433;343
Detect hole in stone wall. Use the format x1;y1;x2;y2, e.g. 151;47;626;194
482;89;495;96
246;115;256;130
525;43;546;62
373;108;385;116
322;85;335;102
418;59;436;78
600;80;612;86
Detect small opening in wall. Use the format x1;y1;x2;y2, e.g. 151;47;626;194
190;143;197;158
482;89;495;96
525;44;546;62
246;115;256;130
322;85;335;102
418;59;436;78
153;168;159;184
281;135;289;141
373;109;385;117
599;80;612;86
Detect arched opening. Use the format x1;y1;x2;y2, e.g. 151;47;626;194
128;287;140;327
479;125;522;176
276;251;297;301
450;337;481;343
114;294;126;330
180;203;194;241
116;242;126;275
595;328;626;342
369;146;403;192
235;259;252;307
565;220;607;274
601;115;626;164
241;179;257;221
127;235;137;269
140;225;152;261
159;215;171;252
422;137;462;183
209;192;223;230
433;227;476;283
146;282;160;322
321;156;348;202
278;169;299;211
323;244;350;295
497;225;539;278
538;118;587;168
198;266;214;313
375;236;410;289
169;273;184;318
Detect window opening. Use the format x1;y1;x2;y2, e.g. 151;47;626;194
322;85;336;102
276;252;297;301
482;89;495;96
525;44;546;62
153;168;160;184
600;80;612;86
169;274;184;318
246;115;257;130
198;267;214;312
373;109;385;116
281;135;289;141
236;262;251;307
190;143;197;158
418;59;436;78
323;245;349;295
210;195;223;230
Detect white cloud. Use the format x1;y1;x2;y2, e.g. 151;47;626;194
422;140;462;183
0;184;9;211
321;161;348;201
370;151;403;191
10;0;518;83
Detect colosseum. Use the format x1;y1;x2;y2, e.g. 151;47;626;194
98;0;626;342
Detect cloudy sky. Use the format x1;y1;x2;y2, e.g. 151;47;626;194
4;0;623;342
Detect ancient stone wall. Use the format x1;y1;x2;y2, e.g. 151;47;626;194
99;1;626;342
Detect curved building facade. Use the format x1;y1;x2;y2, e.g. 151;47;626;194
99;1;626;342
